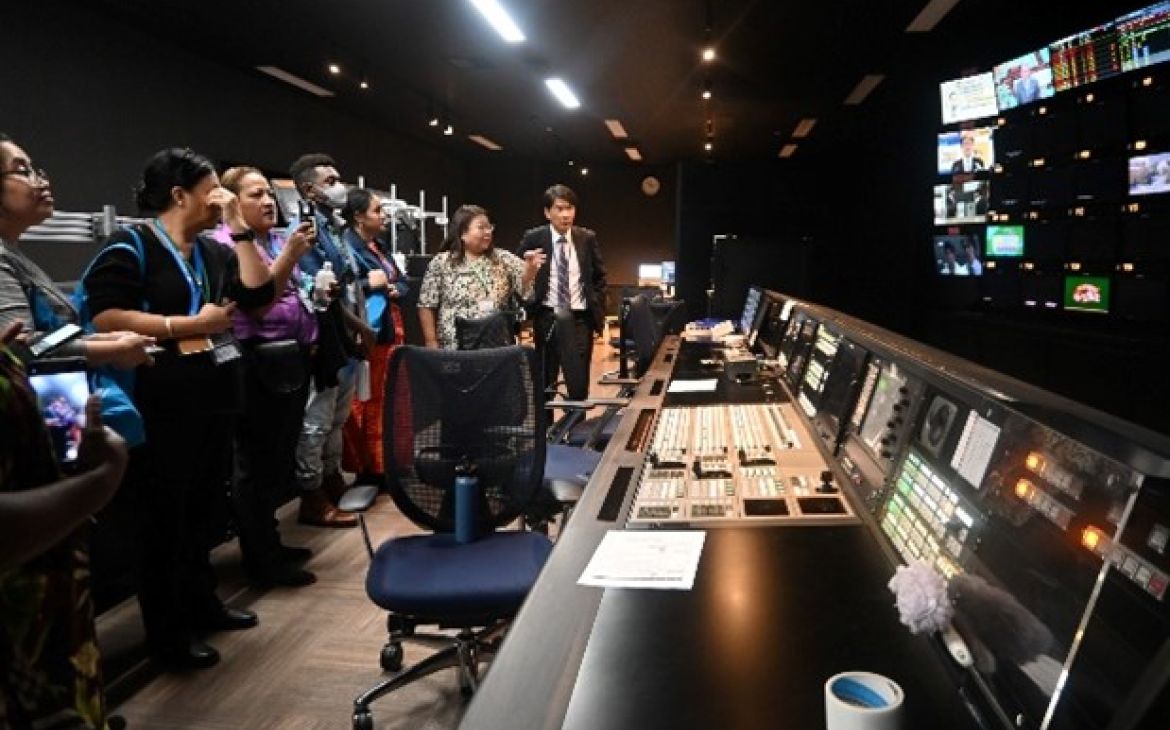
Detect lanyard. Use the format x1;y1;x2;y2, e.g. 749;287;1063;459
366;241;397;281
152;219;209;315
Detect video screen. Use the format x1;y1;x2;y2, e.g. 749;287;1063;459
940;72;998;125
1129;152;1170;196
739;286;764;338
986;225;1025;257
920;394;959;458
637;263;663;286
661;260;676;285
938;127;995;175
934;235;984;276
1050;22;1122;91
1118;1;1170;72
934;180;989;225
858;363;912;460
816;339;868;444
994;49;1056;111
29;370;89;464
1064;274;1112;313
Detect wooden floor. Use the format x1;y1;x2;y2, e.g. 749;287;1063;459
102;336;624;730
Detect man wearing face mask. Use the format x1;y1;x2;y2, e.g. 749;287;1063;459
288;153;371;528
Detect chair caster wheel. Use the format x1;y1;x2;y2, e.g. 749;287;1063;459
380;642;403;672
353;709;374;730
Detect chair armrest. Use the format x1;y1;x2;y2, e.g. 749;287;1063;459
338;484;379;513
598;375;639;386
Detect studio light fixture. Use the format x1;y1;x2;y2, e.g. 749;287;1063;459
469;134;503;151
469;0;526;43
792;118;817;138
624;147;643;161
701;79;712;100
702;47;716;62
779;144;798;158
701;0;716;62
328;62;341;75
428;116;440;127
545;78;581;109
444;124;455;136
580;167;589;176
704;140;713;152
255;66;335;98
359;79;370;90
604;119;629;139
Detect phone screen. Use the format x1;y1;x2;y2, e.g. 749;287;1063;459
28;370;90;464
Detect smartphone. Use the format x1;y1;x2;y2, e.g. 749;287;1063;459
297;199;316;238
29;323;84;358
27;357;90;468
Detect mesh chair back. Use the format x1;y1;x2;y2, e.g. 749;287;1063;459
384;345;546;535
628;294;662;377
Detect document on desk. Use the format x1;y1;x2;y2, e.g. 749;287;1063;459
578;530;707;590
667;379;718;393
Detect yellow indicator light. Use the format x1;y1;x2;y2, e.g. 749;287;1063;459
1025;452;1044;472
1082;527;1102;551
1015;478;1034;500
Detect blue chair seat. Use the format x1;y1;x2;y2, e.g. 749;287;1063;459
366;531;553;618
544;444;602;503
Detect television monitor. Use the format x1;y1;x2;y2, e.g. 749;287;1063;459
938;127;995;175
754;294;790;359
994;49;1056;111
979;269;1021;309
1072;159;1124;203
934;235;983;276
1117;2;1170;72
1029;219;1069;262
739;285;765;338
637;263;663;287
1050;22;1122;91
857;363;913;461
933;180;989;225
1064;274;1112;313
1067;217;1118;262
940;72;998;124
986;225;1025;257
1122;214;1170;261
1028;167;1073;209
814;339;868;447
995;121;1031;163
1076;91;1128;152
1029;103;1077;158
990;171;1028;211
1114;274;1169;321
1129;72;1170;139
660;260;677;285
1022;273;1062;309
1129;152;1170;196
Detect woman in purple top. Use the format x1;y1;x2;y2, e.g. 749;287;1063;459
213;166;317;588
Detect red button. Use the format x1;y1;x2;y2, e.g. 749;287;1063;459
1148;574;1167;600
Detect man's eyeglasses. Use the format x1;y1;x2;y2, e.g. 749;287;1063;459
2;167;50;185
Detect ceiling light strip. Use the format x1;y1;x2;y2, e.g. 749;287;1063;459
905;0;962;33
545;78;581;109
792;118;817;138
844;74;886;105
256;66;335;98
469;0;526;43
779;144;798;158
605;119;629;139
469;134;503;151
624;147;643;161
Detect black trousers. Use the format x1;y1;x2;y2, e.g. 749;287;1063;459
132;396;235;654
534;307;594;401
232;351;311;571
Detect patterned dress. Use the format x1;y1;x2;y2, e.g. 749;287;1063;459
417;249;533;350
0;348;108;729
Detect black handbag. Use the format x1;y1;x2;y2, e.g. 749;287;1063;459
246;339;310;393
455;311;517;350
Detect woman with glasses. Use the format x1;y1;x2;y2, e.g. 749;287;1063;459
82;148;277;671
417;204;544;350
339;188;407;483
0;132;153;367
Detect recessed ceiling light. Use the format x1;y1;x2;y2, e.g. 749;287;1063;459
580;167;589;176
905;0;962;32
443;124;455;136
702;47;716;62
624;147;643;161
701;89;712;100
604;119;629;139
568;160;575;166
468;134;503;151
779;144;798;158
844;74;885;105
545;78;581;109
255;66;335;98
704;141;713;152
792;118;817;138
469;0;527;43
359;79;369;90
328;63;341;75
428;116;440;127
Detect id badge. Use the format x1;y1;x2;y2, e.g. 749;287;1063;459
210;332;242;365
477;299;495;315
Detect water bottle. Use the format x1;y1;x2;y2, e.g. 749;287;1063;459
454;463;478;544
313;261;336;310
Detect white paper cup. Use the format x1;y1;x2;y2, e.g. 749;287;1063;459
825;671;904;730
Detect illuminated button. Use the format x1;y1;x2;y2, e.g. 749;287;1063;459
1015;478;1035;500
1082;526;1104;552
1147;574;1167;600
1136;565;1153;586
1025;452;1044;472
1122;556;1140;578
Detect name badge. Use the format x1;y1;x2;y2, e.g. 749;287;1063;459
210;332;242;365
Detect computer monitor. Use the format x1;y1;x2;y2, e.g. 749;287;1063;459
1064;274;1112;313
934;180;990;225
938;127;995;176
1050;21;1122;92
1067;217;1118;262
985;225;1025;257
1117;2;1170;72
660;260;676;285
934;235;983;276
739;286;766;339
994;49;1056;111
940;72;998;125
637;263;663;287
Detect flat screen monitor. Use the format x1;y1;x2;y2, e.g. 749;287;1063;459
637;263;663;287
934;235;983;276
994;49;1056;111
1022;273;1062;310
1067;217;1118;262
739;285;765;338
1072;159;1123;203
938;127;995;175
940;72;998;124
1130;72;1170;139
1122;214;1170;261
1118;1;1170;72
1028;167;1073;209
995;122;1031;162
934;180;989;225
990;172;1028;211
754;294;789;359
815;339;868;445
1064;274;1112;313
986;225;1025;257
1029;220;1069;262
1076;91;1128;151
1129;152;1170;196
858;362;912;461
1114;274;1169;321
660;260;676;285
1050;22;1122;91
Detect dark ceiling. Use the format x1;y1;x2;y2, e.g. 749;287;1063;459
81;0;1145;167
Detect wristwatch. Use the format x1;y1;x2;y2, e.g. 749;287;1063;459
230;229;256;242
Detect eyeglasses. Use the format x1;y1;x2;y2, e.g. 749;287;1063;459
473;222;495;233
2;166;50;185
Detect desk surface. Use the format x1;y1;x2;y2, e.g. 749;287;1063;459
461;337;981;729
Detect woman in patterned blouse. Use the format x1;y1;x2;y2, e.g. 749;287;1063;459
417;205;545;350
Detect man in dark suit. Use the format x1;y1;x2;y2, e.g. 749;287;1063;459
950;132;985;174
516;184;607;400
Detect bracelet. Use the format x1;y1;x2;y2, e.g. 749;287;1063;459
164;316;175;338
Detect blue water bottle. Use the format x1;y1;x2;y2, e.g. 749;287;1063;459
454;462;478;544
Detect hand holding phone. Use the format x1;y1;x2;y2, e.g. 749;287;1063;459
29;323;83;358
297;199;316;239
28;358;90;469
76;393;128;490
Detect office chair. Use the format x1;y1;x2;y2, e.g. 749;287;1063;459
345;345;553;730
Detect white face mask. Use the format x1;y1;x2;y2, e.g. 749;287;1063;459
318;181;347;209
